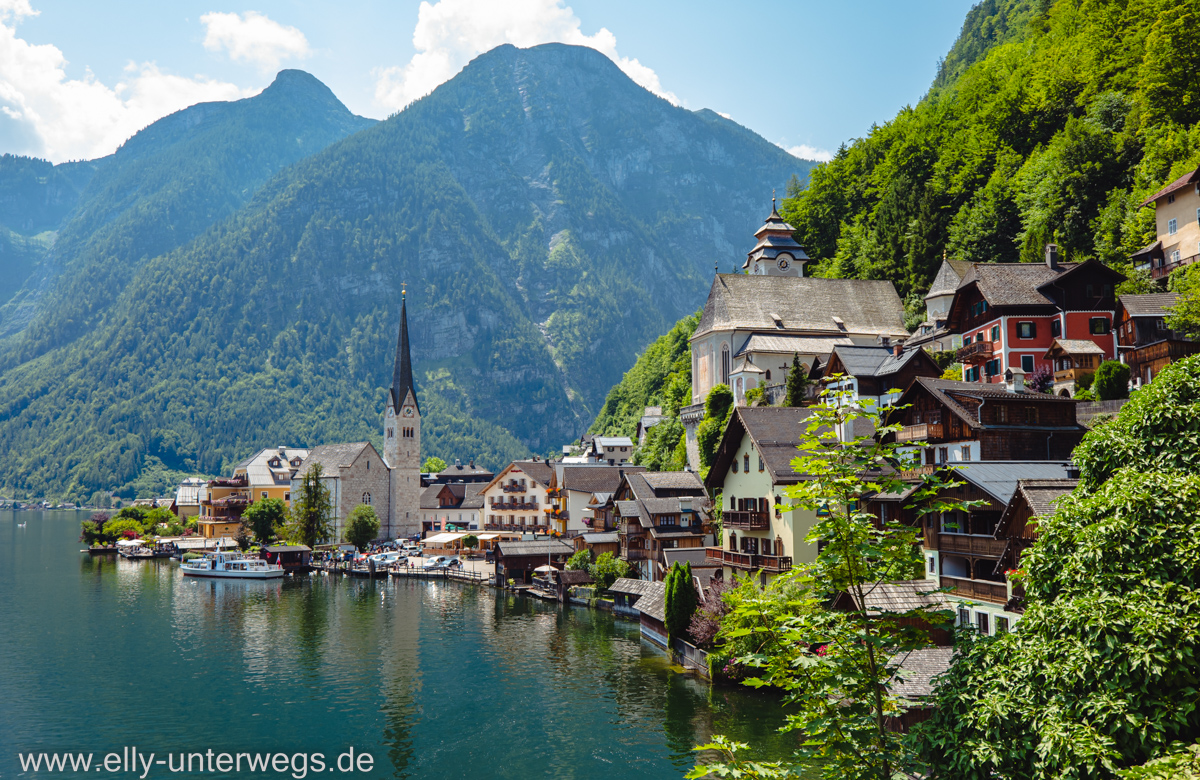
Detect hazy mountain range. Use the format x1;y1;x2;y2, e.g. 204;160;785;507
0;43;810;500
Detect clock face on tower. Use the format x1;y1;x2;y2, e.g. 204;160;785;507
778;258;790;271
402;406;415;418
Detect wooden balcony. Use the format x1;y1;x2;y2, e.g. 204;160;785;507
723;510;769;530
1150;252;1200;280
937;534;1007;557
623;548;650;561
705;547;792;573
501;484;524;493
492;502;538;511
1128;339;1200;367
896;422;944;443
940;575;1007;604
957;340;995;364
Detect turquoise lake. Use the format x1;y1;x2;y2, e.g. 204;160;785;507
0;511;801;778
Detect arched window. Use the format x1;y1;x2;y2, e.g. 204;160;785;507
362;492;372;505
721;343;731;384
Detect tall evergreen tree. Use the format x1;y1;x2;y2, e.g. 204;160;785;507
287;463;333;549
784;353;809;407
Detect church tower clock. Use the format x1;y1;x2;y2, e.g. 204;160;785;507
741;197;809;277
385;288;421;540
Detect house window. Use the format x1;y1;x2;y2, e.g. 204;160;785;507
366;459;369;471
1169;218;1178;235
1051;320;1062;338
261;491;268;499
284;493;290;502
1168;194;1176;204
928;556;936;573
958;608;970;627
758;456;765;472
960;445;971;461
721;344;731;385
976;612;990;635
1026;407;1039;424
997;405;1007;423
990;325;1000;343
765;370;771;381
1090;317;1110;335
1021;354;1034;373
743;454;750;472
732;458;739;473
1172;250;1181;264
996;616;1010;634
362;492;372;505
1017;322;1036;339
939;447;948;464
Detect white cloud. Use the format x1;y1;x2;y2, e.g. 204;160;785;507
787;144;834;163
0;7;252;162
200;11;311;72
374;0;677;111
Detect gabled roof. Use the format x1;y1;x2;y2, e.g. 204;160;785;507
832;579;950;616
1119;292;1179;317
421;482;485;510
608;578;657;597
1141;164;1200;207
483;460;555;492
705;406;816;491
639;472;706;493
578;532;619;544
945;461;1075;505
694;274;908;340
632;580;668;622
435;461;494;480
295;442;375;479
897;377;1079;431
924;258;973;299
495;539;574;558
558;569;593;586
560;466;646;495
996;478;1078;537
825;345;940;380
888;647;954;703
950;260;1125;315
1045;339;1104;357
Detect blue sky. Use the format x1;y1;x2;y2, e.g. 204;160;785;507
0;0;976;163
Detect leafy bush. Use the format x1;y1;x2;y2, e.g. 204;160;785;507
102;518;144;540
744;386;765;406
343;504;381;551
1094;359;1131;400
421;457;447;473
566;549;592;571
243;498;286;545
588;552;629;590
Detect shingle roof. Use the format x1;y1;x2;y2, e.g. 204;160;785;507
595;436;634;448
608;577;657;597
996;478;1078;537
662;548;720;570
888;647;954;702
695;274;909;340
828;345;924;378
957;262;1077;307
295;443;371;479
708;406;816;487
632;580;668;622
1119;292;1179;317
640;471;705;493
420;485;443;509
495;539;574;558
641;497;685;515
615;500;645;522
561;466;645;495
647;526;705;539
558;569;593;586
507;460;554;487
1047;339;1105;356
436;461;494;479
734;334;854;358
837;580;950;616
952;461;1076;504
460;484;486;509
924;258;973;299
579;532;619;544
1141;164;1200;207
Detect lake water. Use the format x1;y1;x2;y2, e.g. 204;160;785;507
0;511;801;778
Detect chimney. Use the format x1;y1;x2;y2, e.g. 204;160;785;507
893;343;903;358
1045;244;1059;269
1005;368;1026;394
455;458;462;468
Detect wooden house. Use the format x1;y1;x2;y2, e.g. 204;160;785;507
1115;292;1200;386
614;471;710;581
494;539;574;585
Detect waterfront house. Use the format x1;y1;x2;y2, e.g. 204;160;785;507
1115;292;1200;386
292;442;391;544
572;531;619;559
197;475;250;539
480;459;554;534
609;577;657;616
1043;339;1105;397
629;579;669;648
546;464;646;536
913;462;1075;634
889;376;1086;464
945;246;1123;383
681;204;910;468
1131;164;1200;279
173;477;206;520
235;446;309;506
494;538;574;585
703;407;821;584
419;482;484;535
613;471;710;581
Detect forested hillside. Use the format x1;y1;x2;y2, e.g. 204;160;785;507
0;44;808;501
783;0;1200;301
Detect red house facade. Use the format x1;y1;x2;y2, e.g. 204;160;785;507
946;247;1124;384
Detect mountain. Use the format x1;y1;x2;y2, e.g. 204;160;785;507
0;44;810;501
0;70;376;349
782;0;1199;302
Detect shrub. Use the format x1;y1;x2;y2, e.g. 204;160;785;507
566;549;592;571
343;504;380;551
588;552;629;590
1094;359;1131;400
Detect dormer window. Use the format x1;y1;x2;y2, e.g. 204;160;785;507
769;312;784;329
832;316;847;332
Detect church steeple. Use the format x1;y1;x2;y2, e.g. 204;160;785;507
390;290;419;414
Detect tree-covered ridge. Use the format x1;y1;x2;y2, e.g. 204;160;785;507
783;0;1200;298
0;45;805;500
0;154;99;236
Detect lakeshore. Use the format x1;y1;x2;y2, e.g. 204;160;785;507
0;510;804;779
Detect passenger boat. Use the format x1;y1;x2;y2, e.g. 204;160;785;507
116;540;176;559
180;550;285;579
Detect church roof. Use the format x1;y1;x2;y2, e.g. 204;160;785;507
694;274;909;340
390;296;419;414
924;258;973;299
294;442;374;479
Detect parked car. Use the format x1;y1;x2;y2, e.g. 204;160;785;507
423;556;450;570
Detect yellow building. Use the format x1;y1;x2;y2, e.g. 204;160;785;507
704;406;820;585
197;476;250;539
1135;164;1200;280
196;446;308;539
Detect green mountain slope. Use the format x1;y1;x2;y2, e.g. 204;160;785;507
0;70;375;349
783;0;1200;299
0;43;809;500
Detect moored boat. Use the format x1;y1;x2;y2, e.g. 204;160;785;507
180;550;285;579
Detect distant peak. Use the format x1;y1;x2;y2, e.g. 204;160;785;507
261;69;339;103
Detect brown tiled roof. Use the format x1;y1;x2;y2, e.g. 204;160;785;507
901;377;1078;431
835;579;950;616
640;471;705;493
561;465;646;495
695;274;909;340
513;460;554;486
1046;339;1105;356
1119;292;1179;317
996;478;1078;537
1141;165;1200;207
957;262;1077;307
705;406;815;490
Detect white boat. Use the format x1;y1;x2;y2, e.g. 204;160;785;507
180;550;285;580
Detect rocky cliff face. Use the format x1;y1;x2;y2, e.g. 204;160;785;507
0;45;811;499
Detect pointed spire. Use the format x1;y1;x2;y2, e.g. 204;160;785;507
391;287;418;414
